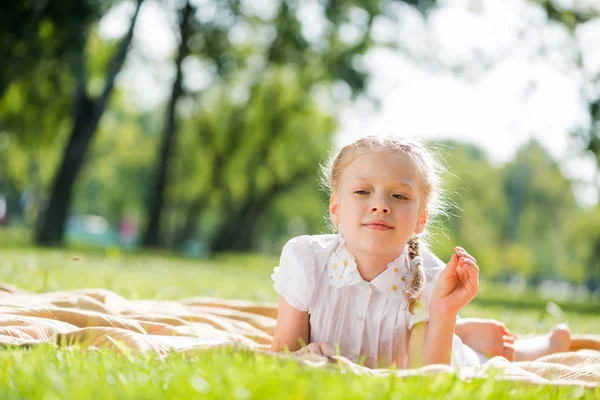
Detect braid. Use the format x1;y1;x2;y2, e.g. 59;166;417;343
405;236;426;314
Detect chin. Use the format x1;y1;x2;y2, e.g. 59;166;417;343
358;238;401;255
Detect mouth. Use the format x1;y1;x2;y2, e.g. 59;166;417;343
363;220;394;231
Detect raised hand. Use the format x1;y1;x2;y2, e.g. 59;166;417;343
430;246;479;315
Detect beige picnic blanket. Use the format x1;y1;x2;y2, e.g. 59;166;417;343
0;282;598;388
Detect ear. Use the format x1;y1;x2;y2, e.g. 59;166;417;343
329;194;340;229
415;208;429;234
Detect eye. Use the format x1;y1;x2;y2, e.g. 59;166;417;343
354;190;369;195
393;194;408;200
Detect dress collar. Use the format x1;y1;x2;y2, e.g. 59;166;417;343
326;233;423;300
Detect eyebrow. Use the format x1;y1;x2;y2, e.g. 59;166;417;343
353;178;416;191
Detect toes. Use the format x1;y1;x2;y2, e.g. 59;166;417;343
502;343;515;361
499;323;513;337
503;335;515;344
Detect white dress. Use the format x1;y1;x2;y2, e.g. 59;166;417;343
271;234;485;369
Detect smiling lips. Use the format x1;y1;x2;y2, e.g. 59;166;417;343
363;220;394;231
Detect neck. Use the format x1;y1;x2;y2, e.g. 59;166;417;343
347;245;404;282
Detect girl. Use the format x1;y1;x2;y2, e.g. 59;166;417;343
270;136;480;368
268;136;577;369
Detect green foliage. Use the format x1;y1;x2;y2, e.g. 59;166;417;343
531;0;600;180
427;140;589;283
168;65;336;248
503;141;578;280
0;0;598;282
431;142;507;272
0;0;105;94
0;0;111;147
73;93;159;226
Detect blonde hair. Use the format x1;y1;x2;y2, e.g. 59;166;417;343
320;135;448;314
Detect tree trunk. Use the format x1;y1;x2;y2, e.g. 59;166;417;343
142;1;193;248
34;0;143;246
210;171;310;252
210;201;255;253
173;199;206;248
35;94;95;245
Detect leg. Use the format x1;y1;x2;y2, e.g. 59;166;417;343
569;334;600;352
454;318;516;361
455;318;573;362
513;324;571;361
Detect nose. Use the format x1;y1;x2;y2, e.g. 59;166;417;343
371;206;390;214
371;197;391;214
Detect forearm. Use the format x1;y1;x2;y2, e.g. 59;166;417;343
269;296;310;353
422;309;457;366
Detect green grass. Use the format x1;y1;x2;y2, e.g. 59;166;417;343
1;346;597;399
0;227;598;398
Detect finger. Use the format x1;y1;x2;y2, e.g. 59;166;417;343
461;258;480;290
456;263;470;288
458;259;478;293
305;343;321;355
454;248;477;264
454;247;477;262
439;253;459;280
461;258;479;274
318;342;334;357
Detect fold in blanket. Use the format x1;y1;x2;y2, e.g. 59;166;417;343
0;283;598;388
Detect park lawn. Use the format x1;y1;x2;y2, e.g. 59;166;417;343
0;236;598;398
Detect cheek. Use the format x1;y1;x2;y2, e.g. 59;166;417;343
342;201;365;218
337;205;361;229
395;204;421;222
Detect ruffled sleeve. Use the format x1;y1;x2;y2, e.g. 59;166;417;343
271;235;319;312
407;248;446;330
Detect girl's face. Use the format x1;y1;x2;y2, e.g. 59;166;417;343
329;151;428;258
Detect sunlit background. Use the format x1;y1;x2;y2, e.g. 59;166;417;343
1;0;599;306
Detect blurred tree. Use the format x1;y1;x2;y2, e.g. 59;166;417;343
432;141;509;278
502;140;579;281
0;0;110;224
169;66;335;251
568;206;600;290
141;0;439;249
73;91;158;227
34;0;144;246
428;139;586;283
0;0;105;100
534;1;600;166
535;0;600;287
142;0;194;247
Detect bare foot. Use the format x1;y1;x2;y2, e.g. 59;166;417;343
455;318;516;361
548;324;572;354
513;323;571;361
